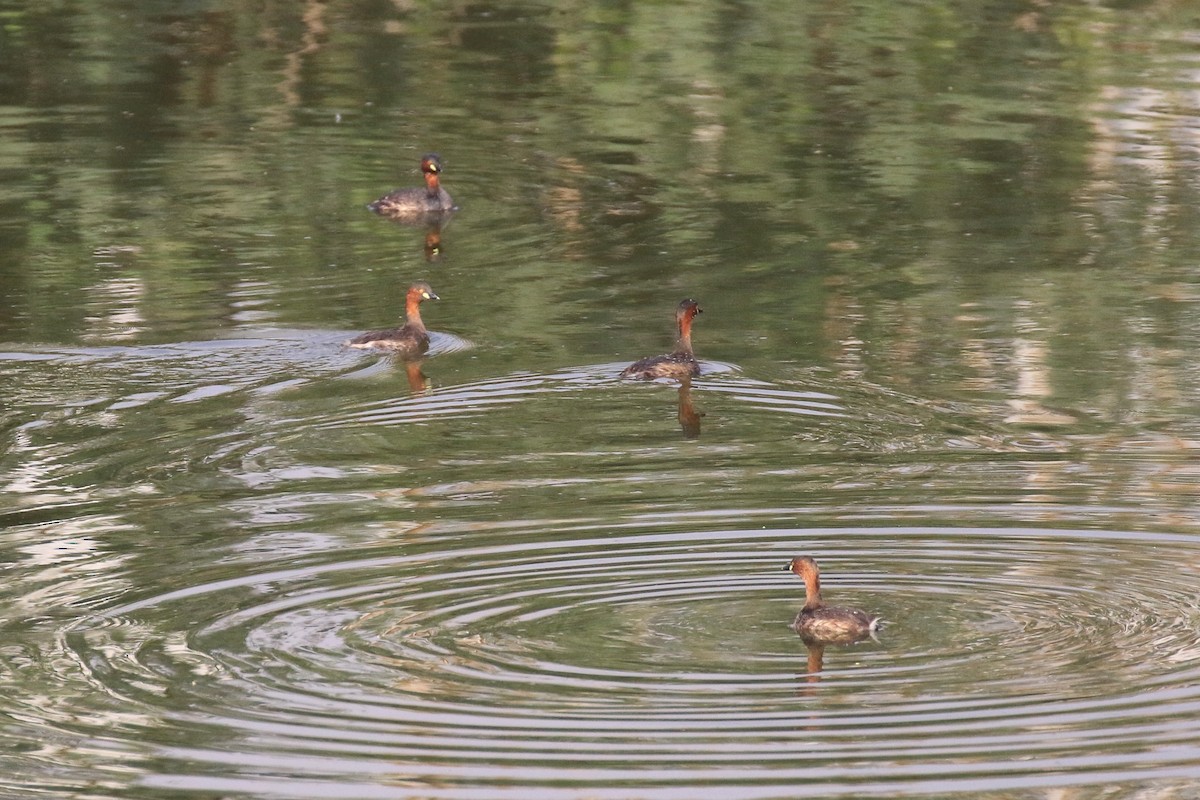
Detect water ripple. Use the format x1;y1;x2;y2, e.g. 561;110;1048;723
61;526;1200;798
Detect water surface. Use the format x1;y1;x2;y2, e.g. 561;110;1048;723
3;1;1200;798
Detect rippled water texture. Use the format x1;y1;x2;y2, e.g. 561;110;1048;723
54;522;1200;799
4;350;1200;798
5;1;1200;798
51;513;1200;800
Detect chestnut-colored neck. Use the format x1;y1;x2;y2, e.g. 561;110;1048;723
423;170;441;196
674;311;695;354
801;566;823;611
404;293;427;331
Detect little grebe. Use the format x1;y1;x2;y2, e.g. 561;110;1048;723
785;556;880;644
369;154;456;217
620;299;702;380
347;282;439;355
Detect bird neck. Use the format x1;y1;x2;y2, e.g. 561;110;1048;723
423;171;441;196
674;315;694;354
404;297;427;330
803;573;823;611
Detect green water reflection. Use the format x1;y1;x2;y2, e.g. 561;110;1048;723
0;1;1196;419
3;1;1200;798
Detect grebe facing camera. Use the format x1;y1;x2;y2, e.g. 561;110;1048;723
369;154;456;217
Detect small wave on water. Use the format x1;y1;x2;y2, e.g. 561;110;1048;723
3;343;1199;799
55;525;1200;799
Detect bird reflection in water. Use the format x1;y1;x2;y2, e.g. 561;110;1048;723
373;212;454;263
422;220;447;262
677;378;703;438
401;358;431;393
798;640;827;692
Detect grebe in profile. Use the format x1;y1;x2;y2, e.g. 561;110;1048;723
620;299;702;380
347;282;439;355
785;556;880;644
369;154;456;217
